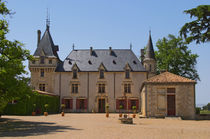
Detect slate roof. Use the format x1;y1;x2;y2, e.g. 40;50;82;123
144;32;155;60
56;49;146;72
144;71;196;84
34;27;59;58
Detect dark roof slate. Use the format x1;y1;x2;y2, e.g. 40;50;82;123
56;49;146;72
144;32;155;60
34;28;59;58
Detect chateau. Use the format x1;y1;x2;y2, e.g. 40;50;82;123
29;24;196;119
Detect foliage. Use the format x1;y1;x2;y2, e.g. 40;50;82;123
202;103;210;110
132;106;136;110
0;0;32;114
180;5;210;44
155;34;200;81
119;105;123;109
44;104;49;112
3;91;60;115
195;107;201;114
33;104;36;112
200;110;210;114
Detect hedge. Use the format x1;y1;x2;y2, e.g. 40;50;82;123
4;91;60;115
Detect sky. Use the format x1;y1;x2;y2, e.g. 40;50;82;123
6;0;210;106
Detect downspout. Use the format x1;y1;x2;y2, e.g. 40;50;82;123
114;72;116;111
194;83;196;119
145;84;147;117
59;73;61;105
87;72;89;112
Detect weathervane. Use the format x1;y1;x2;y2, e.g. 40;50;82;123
46;8;50;30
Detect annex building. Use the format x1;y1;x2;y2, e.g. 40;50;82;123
29;24;196;119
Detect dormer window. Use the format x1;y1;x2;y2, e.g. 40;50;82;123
32;60;35;64
49;59;52;64
99;69;104;79
73;69;77;79
40;56;45;64
125;69;130;79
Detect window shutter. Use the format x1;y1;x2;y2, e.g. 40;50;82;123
136;99;139;110
84;99;88;109
124;99;127;110
62;99;65;104
116;99;119;110
70;99;73;109
76;99;80;110
128;99;131;110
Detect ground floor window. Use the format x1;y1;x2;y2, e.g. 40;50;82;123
62;99;73;109
76;99;87;110
116;99;127;110
39;84;45;91
129;99;139;110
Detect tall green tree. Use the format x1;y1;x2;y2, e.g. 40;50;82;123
180;5;210;44
155;34;200;81
0;1;32;114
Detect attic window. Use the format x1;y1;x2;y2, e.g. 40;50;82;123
113;60;116;64
69;61;72;65
133;60;137;64
88;60;92;65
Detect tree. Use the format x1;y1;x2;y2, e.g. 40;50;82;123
180;5;210;44
155;34;200;81
0;1;32;114
202;103;210;111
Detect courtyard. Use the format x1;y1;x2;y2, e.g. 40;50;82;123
0;114;210;139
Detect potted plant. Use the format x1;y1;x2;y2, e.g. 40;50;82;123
106;104;109;118
32;104;36;116
132;106;137;118
44;104;49;116
61;104;65;116
119;105;123;118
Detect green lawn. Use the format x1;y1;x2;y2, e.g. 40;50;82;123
200;110;210;114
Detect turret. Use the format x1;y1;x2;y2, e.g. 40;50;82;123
142;31;156;78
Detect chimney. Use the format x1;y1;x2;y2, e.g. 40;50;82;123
109;47;112;55
140;49;145;63
90;47;93;55
37;30;41;46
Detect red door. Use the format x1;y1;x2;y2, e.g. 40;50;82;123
167;95;175;116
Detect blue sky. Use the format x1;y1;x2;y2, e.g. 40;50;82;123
6;0;209;105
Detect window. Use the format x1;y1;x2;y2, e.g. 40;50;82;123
73;69;77;79
40;56;45;64
119;100;126;110
40;69;44;77
72;84;78;93
49;59;52;64
124;83;131;93
65;99;70;109
149;64;152;71
98;84;105;93
79;99;85;109
125;69;130;79
99;69;104;79
39;84;45;91
167;88;175;94
130;100;137;110
32;60;35;64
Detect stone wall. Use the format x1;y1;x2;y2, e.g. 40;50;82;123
143;83;195;119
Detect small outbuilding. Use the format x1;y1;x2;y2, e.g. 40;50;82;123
140;71;196;119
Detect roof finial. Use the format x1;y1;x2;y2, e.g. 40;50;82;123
72;43;75;50
130;42;132;50
46;8;50;30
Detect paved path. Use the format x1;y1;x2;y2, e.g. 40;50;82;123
0;114;210;139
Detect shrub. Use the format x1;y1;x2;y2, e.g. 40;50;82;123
3;91;60;115
196;107;201;114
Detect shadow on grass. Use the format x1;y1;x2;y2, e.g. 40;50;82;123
0;118;82;137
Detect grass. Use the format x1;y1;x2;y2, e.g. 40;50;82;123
200;110;210;114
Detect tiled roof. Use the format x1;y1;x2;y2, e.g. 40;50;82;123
144;71;196;83
55;49;146;72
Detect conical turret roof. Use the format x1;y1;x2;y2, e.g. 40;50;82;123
34;26;59;58
144;31;155;60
